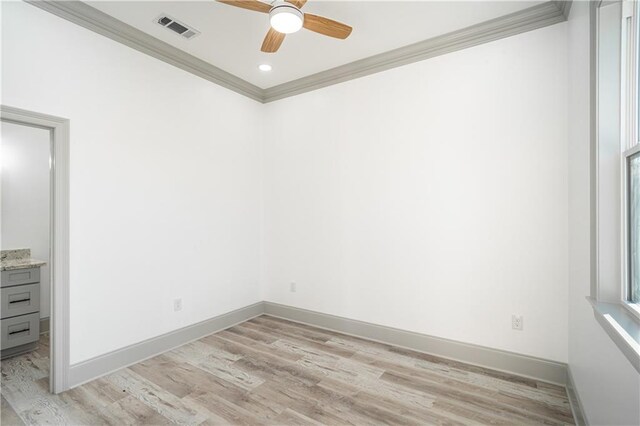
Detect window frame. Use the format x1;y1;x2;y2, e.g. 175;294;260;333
590;0;640;374
621;0;640;320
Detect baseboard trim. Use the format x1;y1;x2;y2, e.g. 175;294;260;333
67;302;264;389
566;366;588;425
263;302;568;386
66;301;569;390
40;317;50;335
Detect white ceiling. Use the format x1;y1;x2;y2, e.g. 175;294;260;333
88;1;544;89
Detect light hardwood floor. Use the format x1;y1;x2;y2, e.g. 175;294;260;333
1;315;575;425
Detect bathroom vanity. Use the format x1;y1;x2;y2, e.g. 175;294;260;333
0;249;46;359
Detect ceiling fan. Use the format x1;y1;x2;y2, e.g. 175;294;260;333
217;0;352;53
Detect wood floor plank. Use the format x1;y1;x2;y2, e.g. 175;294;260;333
226;324;279;344
325;334;397;356
165;340;266;391
242;321;357;358
204;334;325;389
252;316;335;344
183;389;266;426
249;383;348;426
1;371;53;414
202;329;302;362
204;331;303;362
104;368;209;424
348;388;465;426
351;350;572;414
248;382;327;418
17;396;76;426
382;370;569;425
1;394;24;426
1;316;575;425
389;345;540;388
128;355;195;399
271;339;342;362
273;408;324;426
234;354;322;390
198;386;283;422
316;378;458;426
56;378;131;425
296;355;437;413
104;394;171;425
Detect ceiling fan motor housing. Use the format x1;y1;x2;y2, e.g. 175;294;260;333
269;1;304;34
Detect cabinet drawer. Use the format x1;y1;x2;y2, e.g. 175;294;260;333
1;313;39;350
1;283;40;319
1;268;40;288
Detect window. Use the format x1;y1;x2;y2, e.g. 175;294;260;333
626;151;640;304
622;0;640;313
590;0;640;373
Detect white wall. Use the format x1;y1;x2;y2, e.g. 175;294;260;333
1;1;263;364
1;121;51;318
8;10;638;421
262;23;569;362
567;2;640;425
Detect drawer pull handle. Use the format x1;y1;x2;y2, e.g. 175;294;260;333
8;328;30;336
8;298;30;304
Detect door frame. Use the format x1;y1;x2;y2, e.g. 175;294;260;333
1;105;70;393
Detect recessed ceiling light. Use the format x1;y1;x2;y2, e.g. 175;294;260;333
269;2;303;34
259;64;272;72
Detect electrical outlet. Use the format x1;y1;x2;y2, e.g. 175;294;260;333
512;315;523;331
174;298;182;312
290;282;297;293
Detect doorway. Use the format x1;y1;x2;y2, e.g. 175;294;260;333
0;106;69;395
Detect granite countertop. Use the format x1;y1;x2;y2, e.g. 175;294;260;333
0;249;47;272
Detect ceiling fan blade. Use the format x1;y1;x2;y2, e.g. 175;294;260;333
303;13;352;39
286;0;307;8
217;0;272;13
261;28;286;53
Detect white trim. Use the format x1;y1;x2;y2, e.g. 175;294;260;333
24;0;263;102
588;297;640;373
555;0;573;20
566;367;588;426
591;0;600;299
68;302;264;389
263;302;569;385
64;301;570;389
0;106;70;394
623;300;640;318
620;1;636;150
623;1;639;149
620;2;640;318
589;0;640;376
25;0;571;104
262;1;569;102
622;146;638;305
593;0;623;304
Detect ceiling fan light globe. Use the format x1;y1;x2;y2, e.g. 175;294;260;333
269;6;303;34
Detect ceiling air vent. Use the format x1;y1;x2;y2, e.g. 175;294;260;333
155;14;200;40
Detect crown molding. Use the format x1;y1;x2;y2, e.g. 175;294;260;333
25;1;571;104
554;0;573;20
262;1;570;102
25;0;264;102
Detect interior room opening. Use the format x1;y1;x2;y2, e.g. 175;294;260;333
1;120;52;389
